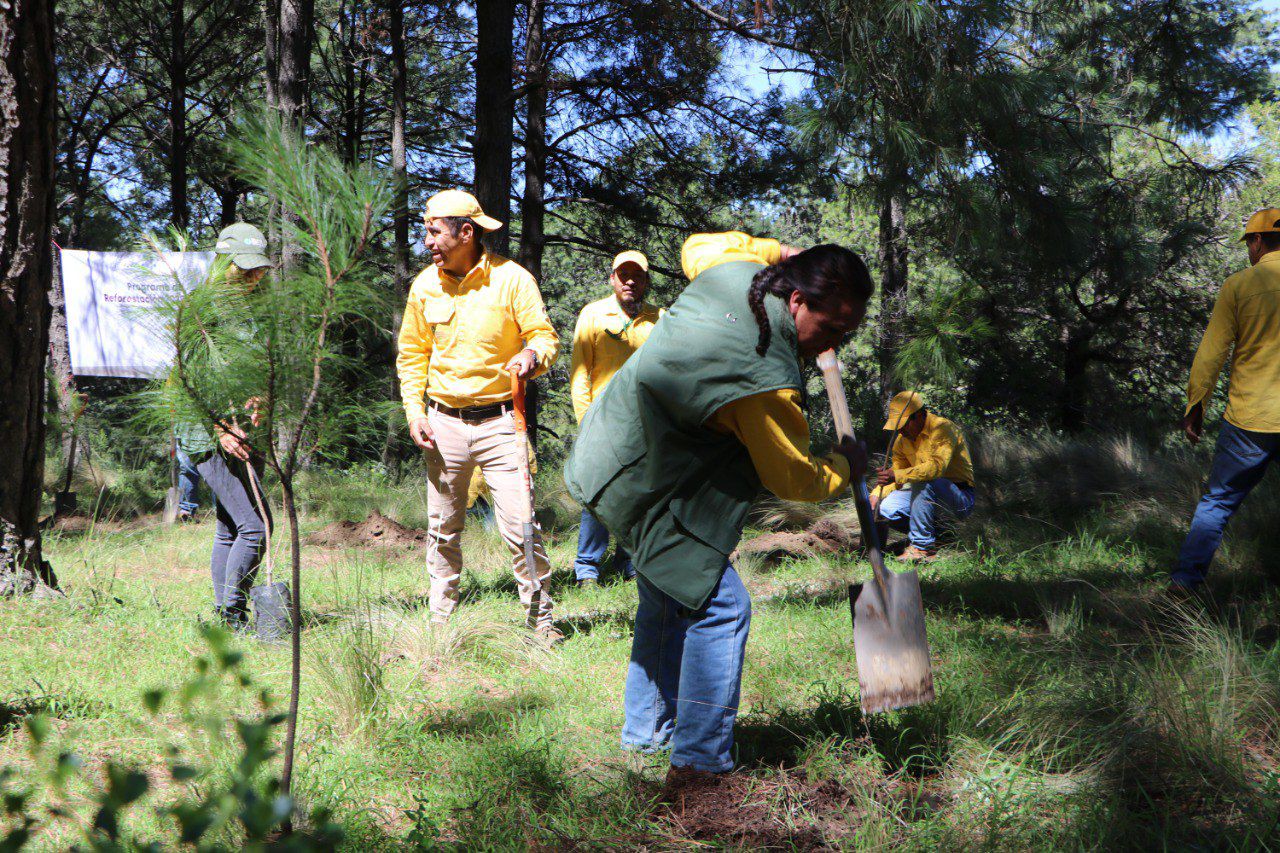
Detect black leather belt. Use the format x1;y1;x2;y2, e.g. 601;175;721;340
429;399;513;423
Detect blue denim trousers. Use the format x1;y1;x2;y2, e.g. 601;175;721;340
621;564;751;772
1173;422;1279;588
573;509;635;581
176;448;202;514
880;478;976;549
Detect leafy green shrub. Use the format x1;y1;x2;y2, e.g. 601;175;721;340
0;627;342;850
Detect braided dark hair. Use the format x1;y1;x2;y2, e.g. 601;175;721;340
748;244;873;356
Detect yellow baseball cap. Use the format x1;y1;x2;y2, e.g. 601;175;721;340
612;250;649;272
1241;208;1280;241
424;189;503;232
883;391;925;431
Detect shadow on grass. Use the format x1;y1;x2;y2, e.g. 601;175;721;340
735;689;949;776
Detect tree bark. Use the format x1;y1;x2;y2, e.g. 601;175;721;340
1;0;60;593
473;0;515;257
382;0;410;469
263;0;280;107
168;0;189;230
1060;324;1091;432
517;0;546;280
277;0;313;272
47;249;80;515
277;0;312;128
876;184;908;409
217;181;239;227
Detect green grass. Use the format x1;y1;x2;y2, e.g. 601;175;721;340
5;431;1280;848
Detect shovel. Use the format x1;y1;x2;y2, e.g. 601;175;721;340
509;369;542;629
163;431;181;525
816;350;935;714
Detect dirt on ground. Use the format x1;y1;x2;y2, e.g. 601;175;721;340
735;518;861;565
305;510;427;548
653;767;877;848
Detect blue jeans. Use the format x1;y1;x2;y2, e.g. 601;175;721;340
573;510;635;581
880;478;976;549
621;564;751;772
1173;422;1279;588
176;448;202;514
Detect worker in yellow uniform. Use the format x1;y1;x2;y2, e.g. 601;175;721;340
870;391;975;562
1172;208;1280;592
569;250;664;587
397;190;561;640
565;231;871;778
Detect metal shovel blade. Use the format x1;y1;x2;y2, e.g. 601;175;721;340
852;566;935;714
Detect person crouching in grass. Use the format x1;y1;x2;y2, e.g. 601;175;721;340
565;230;871;783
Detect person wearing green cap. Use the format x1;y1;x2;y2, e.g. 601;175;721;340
870;391;975;562
173;222;273;629
1172;208;1280;592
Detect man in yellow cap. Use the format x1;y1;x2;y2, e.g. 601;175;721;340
1172;208;1280;591
397;189;561;638
568;250;664;587
870;391;975;561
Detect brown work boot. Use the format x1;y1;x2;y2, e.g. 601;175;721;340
578;578;598;589
896;545;938;563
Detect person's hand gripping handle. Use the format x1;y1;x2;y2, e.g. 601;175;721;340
816;350;889;603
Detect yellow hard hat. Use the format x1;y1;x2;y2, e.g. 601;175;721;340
424;189;503;232
612;250;649;272
883;391;925;431
1240;208;1280;241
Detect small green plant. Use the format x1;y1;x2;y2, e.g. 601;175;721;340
0;626;343;850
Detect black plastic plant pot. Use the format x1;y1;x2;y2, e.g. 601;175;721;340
251;581;292;642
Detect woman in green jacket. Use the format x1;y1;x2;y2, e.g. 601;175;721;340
565;232;872;778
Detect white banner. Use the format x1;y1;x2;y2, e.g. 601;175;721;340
60;249;215;378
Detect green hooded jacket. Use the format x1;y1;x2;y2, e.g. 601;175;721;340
563;260;803;610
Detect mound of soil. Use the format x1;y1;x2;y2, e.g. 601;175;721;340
306;510;427;548
656;767;864;848
735;518;861;565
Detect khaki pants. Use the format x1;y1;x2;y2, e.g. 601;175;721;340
424;406;552;627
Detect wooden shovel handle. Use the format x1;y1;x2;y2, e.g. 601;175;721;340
509;368;528;433
816;350;890;599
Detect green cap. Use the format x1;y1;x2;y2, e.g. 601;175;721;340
213;223;271;270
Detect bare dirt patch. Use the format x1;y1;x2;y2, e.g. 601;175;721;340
655;768;863;848
305;511;427;549
735;519;861;566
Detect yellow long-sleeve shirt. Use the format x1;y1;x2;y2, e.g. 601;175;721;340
397;252;559;420
681;231;849;502
682;231;784;280
1186;250;1280;432
710;389;852;502
570;296;663;422
876;413;974;499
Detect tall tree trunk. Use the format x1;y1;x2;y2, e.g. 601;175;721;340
277;0;313;272
0;0;60;593
1060;324;1091;432
876;184;908;409
277;0;312;128
168;0;189;230
382;0;409;469
217;181;239;227
473;0;515;257
263;0;280;107
517;0;546;280
47;249;79;515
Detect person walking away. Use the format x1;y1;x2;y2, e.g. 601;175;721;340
174;223;273;629
869;391;976;562
568;250;663;587
397;190;562;641
1172;208;1280;592
565;230;871;782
